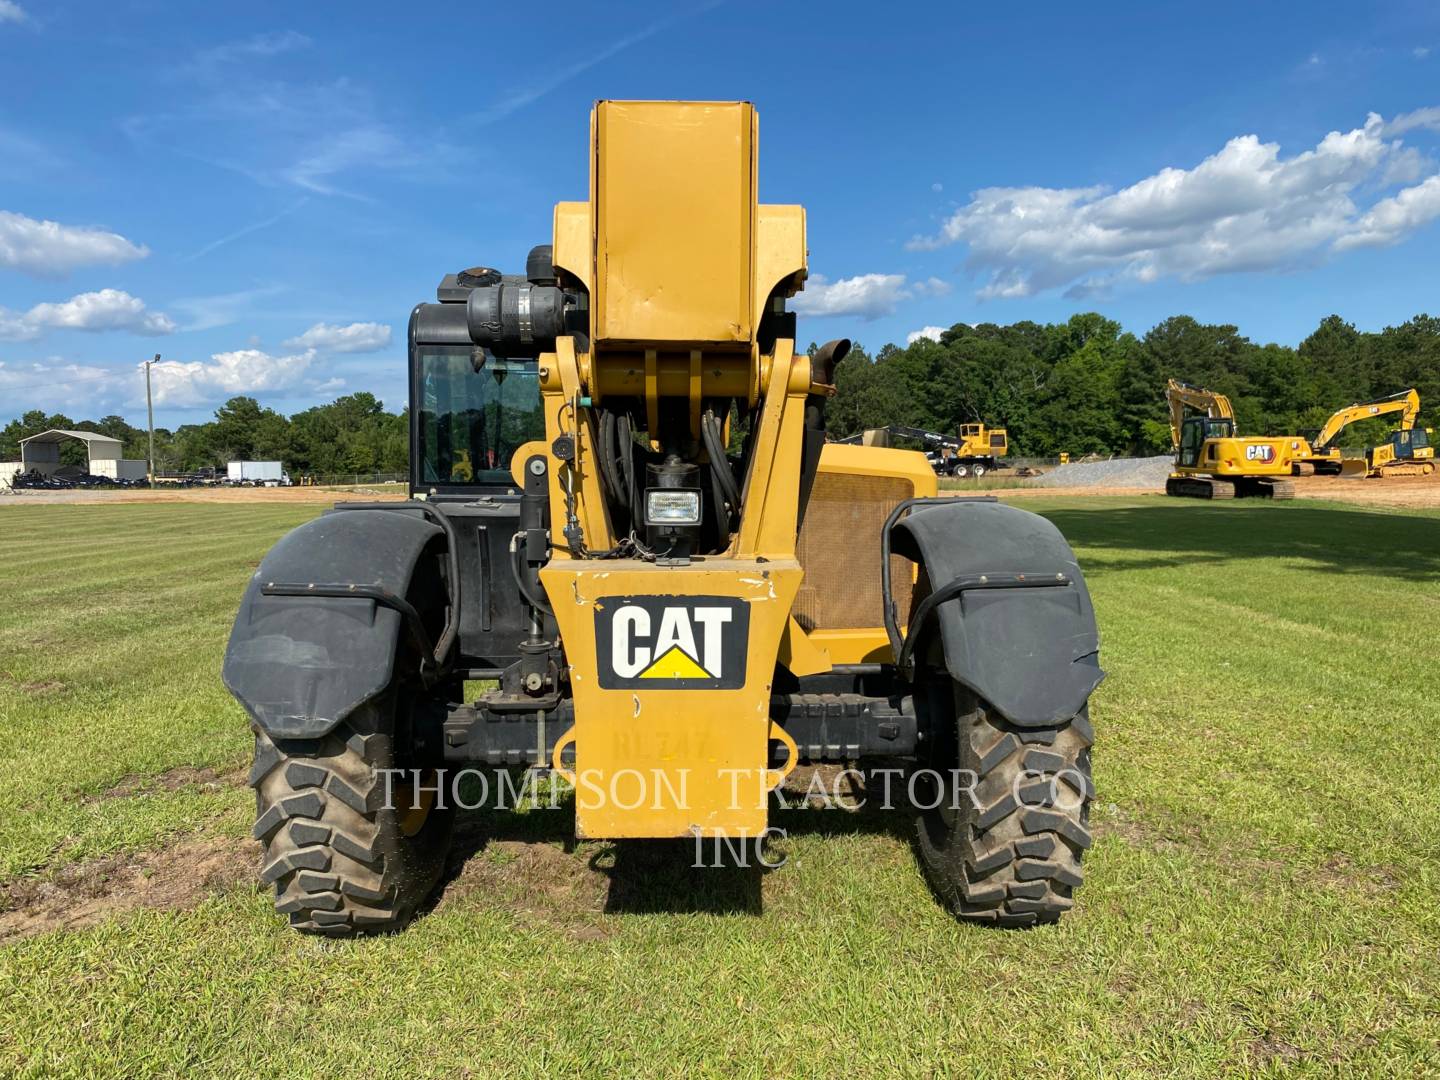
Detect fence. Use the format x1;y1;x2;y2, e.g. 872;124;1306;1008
303;471;408;488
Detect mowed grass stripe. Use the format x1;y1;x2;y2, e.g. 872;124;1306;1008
0;496;1437;1075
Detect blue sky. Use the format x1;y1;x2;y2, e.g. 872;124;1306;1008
2;0;1439;430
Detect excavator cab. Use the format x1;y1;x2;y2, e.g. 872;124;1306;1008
1179;416;1233;468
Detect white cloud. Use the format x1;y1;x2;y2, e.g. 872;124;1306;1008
792;273;951;320
1388;105;1440;134
906;326;946;344
310;376;346;394
1334;174;1440;250
0;1;26;24
187;30;311;72
1416;47;1431;59
470;6;716;127
0;289;175;341
909;109;1440;298
283;321;392;353
126;32;464;202
931;182;943;193
145;348;316;407
0;211;150;277
183;199;308;262
0;359;124;414
167;285;286;332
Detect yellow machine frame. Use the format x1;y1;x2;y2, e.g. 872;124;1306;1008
955;423;1008;460
1165;379;1302;487
517;102;933;838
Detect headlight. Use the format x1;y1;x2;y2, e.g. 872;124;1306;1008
646;489;702;525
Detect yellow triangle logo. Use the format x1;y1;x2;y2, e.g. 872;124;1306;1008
639;645;714;679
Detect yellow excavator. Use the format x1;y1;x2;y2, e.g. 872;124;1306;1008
1164;379;1299;499
1295;389;1431;477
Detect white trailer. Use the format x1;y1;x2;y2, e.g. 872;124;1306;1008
91;458;149;481
226;461;290;486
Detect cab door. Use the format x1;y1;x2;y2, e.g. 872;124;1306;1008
1179;417;1205;468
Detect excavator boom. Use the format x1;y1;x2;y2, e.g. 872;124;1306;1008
1165;379;1234;449
1312;389;1420;451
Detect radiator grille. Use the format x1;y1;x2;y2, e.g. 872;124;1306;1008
795;472;914;630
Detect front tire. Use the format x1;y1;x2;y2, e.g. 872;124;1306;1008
250;688;455;936
913;680;1093;926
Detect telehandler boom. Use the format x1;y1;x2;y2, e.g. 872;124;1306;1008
223;102;1102;935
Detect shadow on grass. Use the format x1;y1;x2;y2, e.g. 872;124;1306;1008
1036;502;1440;581
430;777;911;917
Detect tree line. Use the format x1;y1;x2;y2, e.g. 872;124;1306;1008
4;312;1436;472
827;312;1440;456
0;393;408;476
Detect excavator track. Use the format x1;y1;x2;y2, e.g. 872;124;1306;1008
1166;475;1294;499
1233;476;1295;499
1166;475;1234;499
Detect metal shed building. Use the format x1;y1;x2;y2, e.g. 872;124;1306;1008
11;429;148;482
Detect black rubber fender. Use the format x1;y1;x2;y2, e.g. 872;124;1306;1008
223;509;444;739
890;500;1103;727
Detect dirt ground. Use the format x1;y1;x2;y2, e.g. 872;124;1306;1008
0;834;257;941
5;473;1439;510
979;472;1440;510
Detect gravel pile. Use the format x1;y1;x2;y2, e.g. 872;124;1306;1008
1033;455;1173;489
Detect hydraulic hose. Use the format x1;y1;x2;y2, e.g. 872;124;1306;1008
702;407;741;511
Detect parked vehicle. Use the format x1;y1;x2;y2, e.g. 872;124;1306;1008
226;461;292;487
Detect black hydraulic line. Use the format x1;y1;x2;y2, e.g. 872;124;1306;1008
616;415;635;507
702;407;740;510
597;411;625;507
510;540;554;616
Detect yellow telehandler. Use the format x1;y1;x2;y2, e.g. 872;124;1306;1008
1164;379;1300;498
222;102;1102;935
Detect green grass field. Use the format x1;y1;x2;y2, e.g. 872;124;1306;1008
1;497;1437;1077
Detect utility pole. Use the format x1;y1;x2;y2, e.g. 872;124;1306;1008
145;354;158;484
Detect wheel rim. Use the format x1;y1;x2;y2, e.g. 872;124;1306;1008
394;769;438;837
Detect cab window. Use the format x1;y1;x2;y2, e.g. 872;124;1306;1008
413;345;544;488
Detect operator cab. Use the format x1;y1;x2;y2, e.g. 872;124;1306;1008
409;342;544;495
1179;416;1234;468
405;274;552;672
1387;427;1430;458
